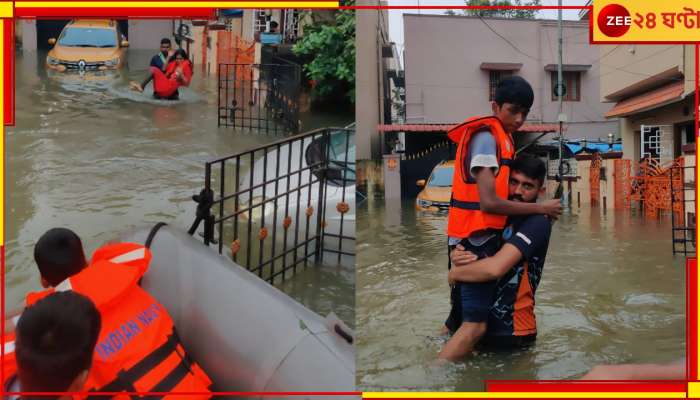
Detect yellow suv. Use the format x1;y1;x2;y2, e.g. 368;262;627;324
46;19;128;72
415;160;454;212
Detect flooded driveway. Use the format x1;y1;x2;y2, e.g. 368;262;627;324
6;49;354;327
357;199;685;390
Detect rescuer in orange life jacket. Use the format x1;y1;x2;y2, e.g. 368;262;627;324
438;76;562;361
3;291;102;399
3;228;213;398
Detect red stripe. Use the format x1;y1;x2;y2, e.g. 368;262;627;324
486;381;687;392
1;246;5;388
16;8;217;18
6;392;361;396
3;19;14;126
690;257;698;381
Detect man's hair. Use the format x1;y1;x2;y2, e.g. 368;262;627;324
34;228;87;287
160;38;171;46
511;155;547;186
494;76;534;110
16;291;101;392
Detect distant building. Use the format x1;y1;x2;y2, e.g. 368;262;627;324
401;14;617;142
356;0;403;160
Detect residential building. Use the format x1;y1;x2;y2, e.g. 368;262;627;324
401;14;618;142
356;0;403;160
599;44;695;164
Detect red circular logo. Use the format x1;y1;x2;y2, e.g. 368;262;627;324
598;4;631;37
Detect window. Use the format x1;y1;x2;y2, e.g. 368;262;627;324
551;71;581;101
489;70;513;101
641;125;663;160
283;9;301;42
253;10;268;34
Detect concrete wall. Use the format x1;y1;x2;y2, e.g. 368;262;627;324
20;20;37;51
402;14;616;140
125;20;173;49
599;45;685;101
356;0;386;160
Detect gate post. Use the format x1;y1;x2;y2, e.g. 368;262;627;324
314;130;330;264
383;153;401;200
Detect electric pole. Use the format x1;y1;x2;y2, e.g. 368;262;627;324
557;0;568;210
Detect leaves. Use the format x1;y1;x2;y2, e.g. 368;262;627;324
445;0;542;19
292;4;356;103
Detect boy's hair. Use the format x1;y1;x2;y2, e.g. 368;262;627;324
16;291;101;392
160;38;171;45
511;155;547;186
494;76;534;110
34;228;87;287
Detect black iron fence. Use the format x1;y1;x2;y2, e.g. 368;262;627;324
218;63;301;134
189;127;355;284
671;163;696;256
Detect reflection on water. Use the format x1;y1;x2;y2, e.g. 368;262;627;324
7;49;354;327
357;199;685;391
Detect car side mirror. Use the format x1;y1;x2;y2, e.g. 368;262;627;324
48;38;56;45
121;40;129;47
416;179;426;187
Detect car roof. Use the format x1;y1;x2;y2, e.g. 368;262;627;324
68;19;116;29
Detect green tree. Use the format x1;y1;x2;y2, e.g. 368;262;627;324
292;4;355;104
445;0;542;19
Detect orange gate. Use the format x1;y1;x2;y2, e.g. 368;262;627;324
628;157;685;220
589;153;602;207
614;159;631;209
217;31;255;83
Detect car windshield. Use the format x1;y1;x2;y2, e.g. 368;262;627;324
328;130;356;182
58;27;117;47
428;166;453;187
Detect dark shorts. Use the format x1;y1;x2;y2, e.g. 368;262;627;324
476;333;537;351
445;234;501;332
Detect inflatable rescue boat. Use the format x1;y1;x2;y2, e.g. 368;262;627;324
120;224;355;396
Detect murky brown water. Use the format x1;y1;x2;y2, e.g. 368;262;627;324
6;49;354;327
356;199;685;391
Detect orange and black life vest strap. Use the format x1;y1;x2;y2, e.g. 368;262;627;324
450;196;481;210
90;329;197;398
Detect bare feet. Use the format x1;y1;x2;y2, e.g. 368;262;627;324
129;81;143;92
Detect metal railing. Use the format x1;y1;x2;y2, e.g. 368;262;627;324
189;127;355;284
218;63;301;134
671;163;696;256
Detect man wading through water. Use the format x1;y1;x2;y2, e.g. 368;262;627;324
439;76;562;361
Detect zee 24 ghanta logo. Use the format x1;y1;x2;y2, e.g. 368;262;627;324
597;3;700;38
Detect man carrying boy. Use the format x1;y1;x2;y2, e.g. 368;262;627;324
438;76;561;361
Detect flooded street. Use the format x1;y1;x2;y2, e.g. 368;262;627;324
6;49;354;327
357;199;685;391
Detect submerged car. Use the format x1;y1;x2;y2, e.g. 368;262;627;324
416;160;454;212
46;19;128;72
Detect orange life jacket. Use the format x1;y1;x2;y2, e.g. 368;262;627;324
2;333;19;394
25;243;212;399
447;116;515;238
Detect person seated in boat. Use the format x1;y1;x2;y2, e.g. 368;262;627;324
445;156;553;357
130;49;193;100
5;228;213;398
3;291;101;399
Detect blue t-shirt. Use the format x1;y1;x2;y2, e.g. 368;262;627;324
150;52;168;71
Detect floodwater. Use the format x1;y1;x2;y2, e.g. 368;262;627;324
6;49;354;327
357;199;686;391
